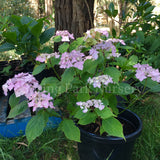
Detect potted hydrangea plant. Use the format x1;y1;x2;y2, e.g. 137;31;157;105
3;29;160;160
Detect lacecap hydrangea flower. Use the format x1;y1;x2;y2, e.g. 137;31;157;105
36;52;60;63
76;99;105;113
2;73;54;112
133;63;160;82
55;30;74;42
89;38;125;60
59;50;85;70
88;75;113;88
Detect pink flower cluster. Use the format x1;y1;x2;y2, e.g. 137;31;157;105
89;38;125;60
59;50;85;70
36;52;60;62
76;99;105;113
88;75;113;88
2;73;54;112
55;30;74;42
28;91;54;112
133;63;160;82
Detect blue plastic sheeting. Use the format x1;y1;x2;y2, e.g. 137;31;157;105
0;116;61;138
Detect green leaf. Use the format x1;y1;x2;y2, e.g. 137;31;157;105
40;28;55;44
58;42;69;53
106;94;118;115
95;107;114;119
31;20;43;37
32;64;46;75
41;77;59;98
0;43;15;52
128;55;138;65
115;57;128;68
109;2;115;13
104;67;121;83
69;37;84;51
78;112;97;125
3;32;17;43
8;100;28;118
112;10;118;17
53;36;62;42
107;83;135;95
61;68;76;84
9;93;20;108
104;9;112;17
61;119;80;142
41;77;59;86
26;110;49;144
102;117;124;138
83;59;97;74
9;15;21;26
141;78;160;92
77;86;90;102
136;31;144;43
149;37;160;52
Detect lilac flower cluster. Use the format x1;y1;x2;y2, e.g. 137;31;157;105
134;63;160;82
89;38;125;60
2;73;54;111
76;99;105;113
55;30;74;42
36;52;60;62
88;75;113;88
59;50;85;70
28;91;54;112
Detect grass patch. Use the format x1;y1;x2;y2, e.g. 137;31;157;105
131;93;160;160
0;129;79;160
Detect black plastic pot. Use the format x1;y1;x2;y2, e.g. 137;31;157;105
78;106;142;160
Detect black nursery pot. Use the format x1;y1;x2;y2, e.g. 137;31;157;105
78;106;142;160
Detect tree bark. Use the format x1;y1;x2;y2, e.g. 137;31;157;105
54;0;95;38
45;0;53;16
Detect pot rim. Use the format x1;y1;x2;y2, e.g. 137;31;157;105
79;106;142;144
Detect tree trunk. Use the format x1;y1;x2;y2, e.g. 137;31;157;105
28;0;40;18
54;0;95;38
45;0;53;16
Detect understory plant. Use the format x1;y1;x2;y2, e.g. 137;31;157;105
0;15;55;66
2;28;160;144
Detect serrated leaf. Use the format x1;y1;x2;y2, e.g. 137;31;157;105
141;78;160;92
61;119;80;142
53;36;62;42
26;110;49;144
58;42;69;53
95;107;114;119
8;100;28;118
69;37;84;51
32;64;46;75
40;28;55;44
77;86;90;102
61;68;76;84
41;77;59;86
128;55;138;65
9;93;20;108
104;67;121;83
102;117;124;138
78;112;97;125
83;59;97;74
